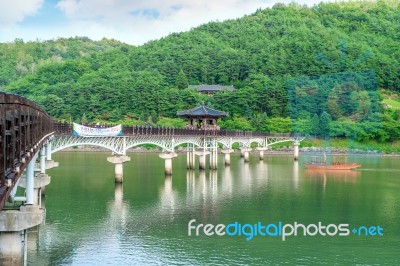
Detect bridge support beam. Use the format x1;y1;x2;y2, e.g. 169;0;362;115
240;148;252;163
221;149;234;166
194;151;210;170
294;141;300;161
107;156;131;183
256;147;268;160
186;144;195;170
159;153;178;175
0;206;44;265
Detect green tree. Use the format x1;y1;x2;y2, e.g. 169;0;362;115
156;117;186;128
251;112;268;132
292;118;312;135
220;115;254;131
311;114;319;136
319;111;332;138
266;117;292;133
81;113;88;124
175;69;188;90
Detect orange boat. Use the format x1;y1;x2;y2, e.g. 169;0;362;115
304;161;361;170
304;154;361;170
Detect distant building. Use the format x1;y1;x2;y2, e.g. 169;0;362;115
188;84;235;95
177;104;227;130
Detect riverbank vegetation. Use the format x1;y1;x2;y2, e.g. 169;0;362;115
0;0;399;152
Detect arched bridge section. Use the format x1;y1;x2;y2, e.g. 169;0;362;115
0;94;304;209
52;124;303;155
0;92;53;210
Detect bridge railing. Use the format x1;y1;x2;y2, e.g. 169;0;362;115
53;123;295;138
53;122;73;135
0;92;53;209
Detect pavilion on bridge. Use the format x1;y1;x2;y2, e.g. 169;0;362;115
177;104;227;130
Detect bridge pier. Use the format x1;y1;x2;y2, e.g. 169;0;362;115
45;141;59;171
159;153;178;175
241;148;252;163
39;148;46;174
39;148;47;196
0;205;44;265
221;149;234;166
294;141;300;161
2;155;46;265
256;147;268;160
18;173;51;207
34;147;58;196
209;144;218;170
194;151;210;170
200;154;206;170
186;144;195;170
41;161;58;196
107;155;131;183
26;154;38;205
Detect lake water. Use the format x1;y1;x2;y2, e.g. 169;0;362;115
28;152;400;265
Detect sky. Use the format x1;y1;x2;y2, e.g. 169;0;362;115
0;0;339;46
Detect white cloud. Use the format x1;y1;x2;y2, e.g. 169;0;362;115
0;0;44;26
53;0;276;44
0;0;340;45
56;0;268;21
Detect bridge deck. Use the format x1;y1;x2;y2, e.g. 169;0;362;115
0;92;53;210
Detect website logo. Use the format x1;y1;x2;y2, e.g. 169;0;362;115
188;219;383;241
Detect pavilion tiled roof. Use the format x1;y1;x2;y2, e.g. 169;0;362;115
188;84;235;92
177;105;227;117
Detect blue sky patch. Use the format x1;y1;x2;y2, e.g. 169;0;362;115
130;9;160;19
19;0;67;27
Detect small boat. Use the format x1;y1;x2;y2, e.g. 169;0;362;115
304;161;361;170
304;153;361;170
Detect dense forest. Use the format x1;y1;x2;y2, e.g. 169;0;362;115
1;0;399;143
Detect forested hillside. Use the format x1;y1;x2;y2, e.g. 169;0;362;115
1;0;399;142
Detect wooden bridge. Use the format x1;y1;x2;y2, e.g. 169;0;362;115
0;92;303;211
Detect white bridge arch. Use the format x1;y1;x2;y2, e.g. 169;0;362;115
51;135;304;155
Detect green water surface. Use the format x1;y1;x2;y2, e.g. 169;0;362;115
28;152;400;265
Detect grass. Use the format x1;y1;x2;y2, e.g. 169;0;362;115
382;99;400;110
